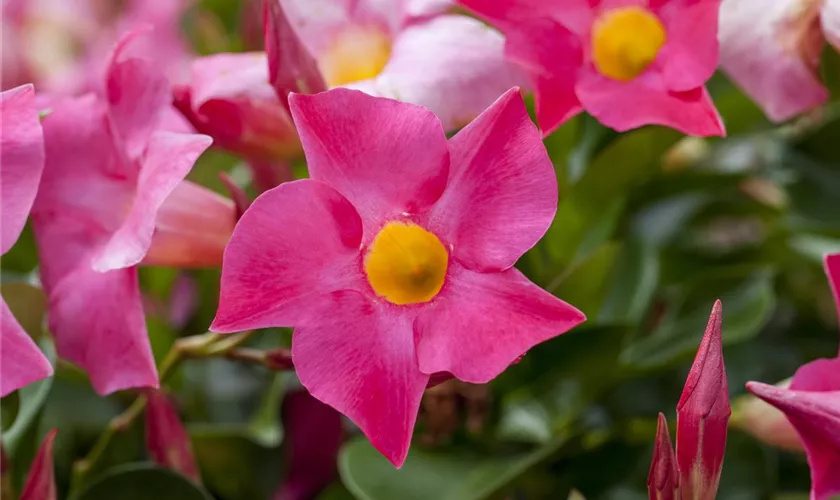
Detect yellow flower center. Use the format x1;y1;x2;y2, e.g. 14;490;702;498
364;222;448;305
319;27;392;87
591;6;666;81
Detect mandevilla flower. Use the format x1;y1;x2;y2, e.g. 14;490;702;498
746;383;840;500
676;300;730;500
457;0;726;137
176;0;522;172
743;253;840;500
211;87;586;466
31;30;232;394
0;84;53;397
719;0;840;122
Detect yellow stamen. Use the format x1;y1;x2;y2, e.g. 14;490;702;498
364;222;448;305
319;27;392;87
591;6;666;81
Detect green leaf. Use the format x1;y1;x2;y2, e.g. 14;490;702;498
72;463;213;500
597;237;660;325
339;437;565;500
620;271;776;370
3;339;55;451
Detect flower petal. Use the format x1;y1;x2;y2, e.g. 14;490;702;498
826;253;840;328
47;266;157;395
211;179;364;333
575;68;724;136
747;383;840;500
824;0;840;51
293;290;428;467
0;298;52;397
288;89;449;239
424;88;557;271
790;358;840;392
718;0;827;122
653;0;723;91
93;132;212;272
414;264;585;383
457;0;593;32
358;15;525;132
1;84;44;254
105;28;171;161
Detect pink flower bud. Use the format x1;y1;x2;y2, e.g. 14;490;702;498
20;429;58;500
676;300;731;500
145;390;200;483
649;413;680;500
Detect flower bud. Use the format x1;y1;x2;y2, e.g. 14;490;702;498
145;390;200;483
20;429;58;500
649;413;679;500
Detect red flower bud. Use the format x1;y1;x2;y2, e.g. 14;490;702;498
649;413;679;500
676;300;730;500
20;429;58;500
145;390;200;483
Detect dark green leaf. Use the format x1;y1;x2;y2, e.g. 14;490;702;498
72;463;213;500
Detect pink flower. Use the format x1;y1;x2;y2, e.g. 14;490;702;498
676;300;730;500
211;87;586;467
145;390;201;483
744;253;840;500
746;383;840;500
19;429;58;500
30;30;229;395
457;0;726;137
0;84;53;397
1;0;193;94
719;0;840;122
648;413;679;500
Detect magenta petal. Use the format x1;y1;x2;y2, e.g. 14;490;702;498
105;28;170;161
415;264;585;383
288;89;449;239
676;300;730;500
825;0;840;51
654;0;723;92
293;290;428;467
212;179;364;333
791;358;840;392
424;88;557;271
48;266;157;395
0;299;52;397
458;0;593;32
747;383;840;500
19;429;58;500
93;132;212;271
264;0;326;103
1;84;44;254
576;70;725;136
826;253;840;328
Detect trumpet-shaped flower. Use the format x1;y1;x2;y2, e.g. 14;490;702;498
457;0;726;137
0;84;53;397
743;253;840;500
676;300;730;500
212;88;586;466
30;30;230;395
719;0;840;122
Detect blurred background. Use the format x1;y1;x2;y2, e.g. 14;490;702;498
1;0;839;499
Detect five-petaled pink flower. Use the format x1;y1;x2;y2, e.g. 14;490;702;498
457;0;726;137
744;253;840;500
719;0;840;122
211;87;586;467
0;84;53;397
30;29;233;395
175;0;522;172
